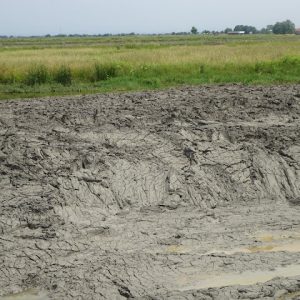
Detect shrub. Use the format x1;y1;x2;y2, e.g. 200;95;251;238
53;65;72;85
25;65;49;85
93;63;117;81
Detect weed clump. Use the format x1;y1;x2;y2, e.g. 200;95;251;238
199;64;205;74
93;64;118;81
254;62;276;74
25;65;49;85
53;65;72;85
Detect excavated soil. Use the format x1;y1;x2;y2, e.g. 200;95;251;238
0;84;300;300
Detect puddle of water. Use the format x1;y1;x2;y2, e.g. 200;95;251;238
0;289;48;300
254;230;300;243
241;230;300;254
254;230;300;244
166;230;300;256
247;240;300;253
167;245;187;254
167;239;300;256
208;240;300;255
177;264;300;291
259;235;275;242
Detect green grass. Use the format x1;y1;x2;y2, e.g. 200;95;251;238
0;34;300;100
1;34;299;49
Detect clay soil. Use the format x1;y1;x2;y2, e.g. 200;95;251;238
0;84;300;299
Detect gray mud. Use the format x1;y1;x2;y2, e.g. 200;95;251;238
0;84;300;299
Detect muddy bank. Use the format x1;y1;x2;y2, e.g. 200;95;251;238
0;84;300;299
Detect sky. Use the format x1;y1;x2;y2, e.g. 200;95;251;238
1;0;300;36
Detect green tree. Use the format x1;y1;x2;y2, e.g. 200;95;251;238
234;25;257;34
273;20;295;34
191;26;198;34
260;25;274;34
224;28;232;33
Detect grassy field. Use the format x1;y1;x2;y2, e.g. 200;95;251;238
0;34;300;99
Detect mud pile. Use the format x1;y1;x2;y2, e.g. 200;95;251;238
0;85;300;299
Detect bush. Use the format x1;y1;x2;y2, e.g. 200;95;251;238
93;63;117;81
53;65;72;85
25;65;49;85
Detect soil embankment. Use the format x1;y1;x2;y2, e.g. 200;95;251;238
0;85;300;299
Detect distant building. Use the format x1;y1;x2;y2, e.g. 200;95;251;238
296;28;300;35
228;31;245;35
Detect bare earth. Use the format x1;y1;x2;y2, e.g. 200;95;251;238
0;85;300;300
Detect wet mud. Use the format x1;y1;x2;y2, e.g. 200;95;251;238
0;84;300;299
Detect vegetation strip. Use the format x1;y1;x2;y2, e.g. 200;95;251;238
0;35;299;99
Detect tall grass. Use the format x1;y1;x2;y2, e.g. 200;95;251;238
0;35;299;99
1;56;297;86
93;63;118;81
53;65;72;85
25;65;49;85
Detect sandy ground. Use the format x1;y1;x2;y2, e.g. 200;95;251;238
0;84;300;299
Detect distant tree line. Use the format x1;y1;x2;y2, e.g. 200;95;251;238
0;19;297;39
190;19;296;35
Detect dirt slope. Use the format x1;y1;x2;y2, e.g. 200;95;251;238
0;85;300;299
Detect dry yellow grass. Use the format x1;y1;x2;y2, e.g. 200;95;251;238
1;41;300;74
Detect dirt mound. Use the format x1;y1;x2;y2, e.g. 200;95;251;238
0;85;300;299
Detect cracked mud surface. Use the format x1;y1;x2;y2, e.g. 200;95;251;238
0;84;300;299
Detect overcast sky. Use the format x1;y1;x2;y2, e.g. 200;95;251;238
1;0;300;36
